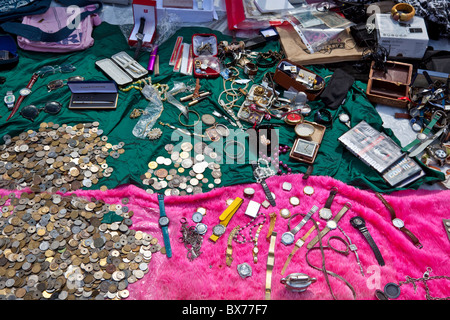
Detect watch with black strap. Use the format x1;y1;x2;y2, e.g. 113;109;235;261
157;193;172;258
350;216;385;266
134;17;146;60
375;192;422;249
319;187;338;220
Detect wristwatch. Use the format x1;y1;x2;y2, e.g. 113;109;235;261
339;113;351;128
350;216;385;266
4;91;15;110
158;193;172;258
281;223;318;275
307;202;351;249
6;73;39;121
209;197;243;243
281;205;318;245
375;192;423;249
319;187;338;220
401;111;444;154
426;144;448;167
134;17;146;60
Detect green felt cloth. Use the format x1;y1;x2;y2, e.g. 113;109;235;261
0;22;443;193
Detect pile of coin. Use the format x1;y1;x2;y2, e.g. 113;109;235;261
0;191;159;300
0;122;125;192
141;141;223;195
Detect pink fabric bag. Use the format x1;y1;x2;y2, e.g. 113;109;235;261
17;5;102;52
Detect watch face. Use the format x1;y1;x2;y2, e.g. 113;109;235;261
303;186;314;196
19;88;31;96
293;139;318;158
392;218;404;228
319;208;332;220
212;224;226;236
195;223;207;235
326;220;337;230
350;216;365;228
4;95;14;103
237;263;252;278
281;232;294;245
192;212;203;223
417;132;428;141
158;216;169;227
280;208;291;219
339;113;349;122
434;148;448;159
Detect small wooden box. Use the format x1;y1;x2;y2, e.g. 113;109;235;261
366;60;413;108
273;59;325;101
289;120;326;164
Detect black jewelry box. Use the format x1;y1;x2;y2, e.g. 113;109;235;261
67;81;118;110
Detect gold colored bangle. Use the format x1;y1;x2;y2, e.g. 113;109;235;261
265;231;277;300
391;3;415;22
178;110;200;127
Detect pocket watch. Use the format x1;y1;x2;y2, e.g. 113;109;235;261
294;123;315;138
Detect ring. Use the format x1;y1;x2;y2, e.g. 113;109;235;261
224;140;245;159
179;110;200;127
391;3;415;22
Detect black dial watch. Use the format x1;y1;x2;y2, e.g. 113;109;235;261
350;216;385;266
134;17;146;60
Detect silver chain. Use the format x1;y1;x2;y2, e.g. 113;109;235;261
179;219;203;261
398;267;450;300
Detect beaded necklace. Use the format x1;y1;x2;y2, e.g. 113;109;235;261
233;213;267;244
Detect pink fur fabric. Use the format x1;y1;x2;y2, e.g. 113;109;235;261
2;173;450;300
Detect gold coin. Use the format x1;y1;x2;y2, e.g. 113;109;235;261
148;161;158;170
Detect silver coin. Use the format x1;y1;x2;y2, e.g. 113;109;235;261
181;158;193;168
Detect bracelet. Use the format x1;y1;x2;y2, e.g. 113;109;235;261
224;140;245;160
391;3;415;22
314;108;333;127
179;110;200;127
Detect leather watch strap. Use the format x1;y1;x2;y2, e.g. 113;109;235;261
6;73;39;121
265;231;277;300
376;192;422;248
307;203;351;249
324;187;338;209
266;212;277;240
360;226;385;266
302;165;314;180
226;225;240;267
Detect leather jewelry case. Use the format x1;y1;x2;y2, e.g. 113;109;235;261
273;59;325;101
192;33;221;79
68;81;118;109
